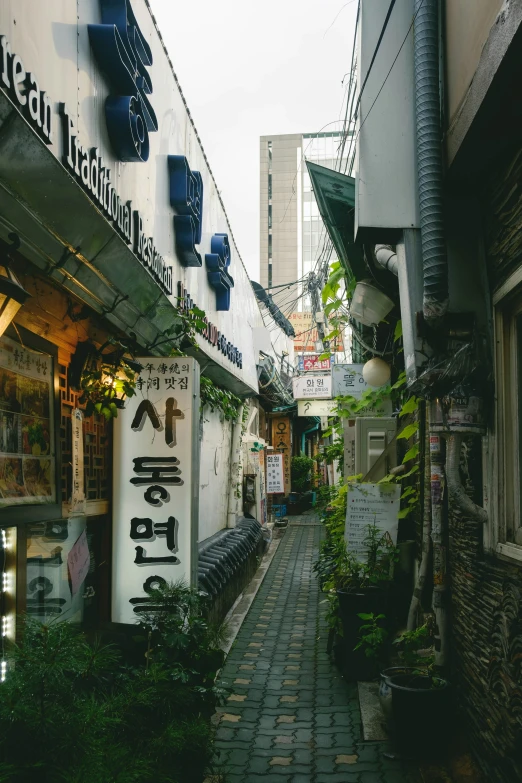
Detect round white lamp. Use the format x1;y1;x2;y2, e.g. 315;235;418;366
362;357;391;387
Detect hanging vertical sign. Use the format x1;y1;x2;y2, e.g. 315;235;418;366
112;358;200;625
70;409;86;515
271;417;291;495
266;453;284;494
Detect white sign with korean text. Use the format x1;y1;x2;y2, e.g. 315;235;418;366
266;453;284;494
345;483;401;562
292;374;332;399
297;400;338;417
112;358;200;625
333;364;386;398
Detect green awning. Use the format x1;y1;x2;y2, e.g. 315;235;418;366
306;161;366;280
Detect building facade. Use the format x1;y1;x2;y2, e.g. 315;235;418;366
259;129;349;314
0;0;292;658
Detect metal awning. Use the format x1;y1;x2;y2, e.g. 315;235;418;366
305;161;366;280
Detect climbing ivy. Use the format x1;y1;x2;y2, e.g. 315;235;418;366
200;376;243;422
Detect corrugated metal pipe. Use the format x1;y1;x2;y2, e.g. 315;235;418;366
414;0;449;324
375;244;398;276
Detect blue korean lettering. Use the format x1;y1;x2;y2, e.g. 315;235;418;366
88;0;158;162
205;233;235;311
168;155;204;267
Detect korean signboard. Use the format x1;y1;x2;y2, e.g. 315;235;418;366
271;417;291;495
345;483;401;562
297;354;334;372
297;400;338;417
292;374;332;400
289;312;344;352
333;364;387;398
112;358;200;625
266;453;284;494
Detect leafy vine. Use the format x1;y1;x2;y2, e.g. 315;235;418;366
200;376;243;422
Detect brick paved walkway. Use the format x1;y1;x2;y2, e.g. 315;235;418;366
214;517;421;782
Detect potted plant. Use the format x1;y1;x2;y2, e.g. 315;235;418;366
353;612;389;680
333;523;397;678
385;623;451;756
378;622;431;727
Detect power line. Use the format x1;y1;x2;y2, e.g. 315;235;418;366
351;0;397;125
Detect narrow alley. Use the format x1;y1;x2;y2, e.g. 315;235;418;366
215;515;421;782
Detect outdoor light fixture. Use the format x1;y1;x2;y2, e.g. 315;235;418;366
350;280;394;327
0;233;31;338
363;357;391;387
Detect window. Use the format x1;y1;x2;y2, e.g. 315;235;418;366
268;204;272;229
494;283;522;560
268;173;272;200
268;234;272;254
268;140;272;167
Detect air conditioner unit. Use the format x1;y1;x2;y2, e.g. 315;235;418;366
354;417;397;481
343;417;397;479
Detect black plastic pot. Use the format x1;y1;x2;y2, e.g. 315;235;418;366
335;585;390;680
378;667;422;728
388;673;451;756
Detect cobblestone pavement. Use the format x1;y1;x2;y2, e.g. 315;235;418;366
214;517;422;782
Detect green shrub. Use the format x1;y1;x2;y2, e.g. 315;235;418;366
0;581;227;783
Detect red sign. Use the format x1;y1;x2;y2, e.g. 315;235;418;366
301;355;332;372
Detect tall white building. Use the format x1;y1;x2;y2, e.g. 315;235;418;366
259;128;350;315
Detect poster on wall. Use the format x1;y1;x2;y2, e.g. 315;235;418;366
0;335;55;506
345;483;401;562
112;358;200;625
266;453;284;494
271;417;291;495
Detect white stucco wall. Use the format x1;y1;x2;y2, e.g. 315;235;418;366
198;409;233;542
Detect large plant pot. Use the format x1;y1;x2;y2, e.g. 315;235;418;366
336;585;390;680
388;673;450;756
378;667;421;728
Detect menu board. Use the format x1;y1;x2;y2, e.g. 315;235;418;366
0;335;55;506
266;453;284;494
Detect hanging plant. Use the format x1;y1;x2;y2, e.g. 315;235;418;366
200;376;243;422
69;340;142;421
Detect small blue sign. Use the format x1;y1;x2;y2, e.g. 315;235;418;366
205;234;234;311
168;155;204;267
89;0;158;162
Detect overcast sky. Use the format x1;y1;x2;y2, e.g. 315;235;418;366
149;0;357;281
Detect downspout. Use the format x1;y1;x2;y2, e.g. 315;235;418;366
227;404;245;528
375;244;399;276
301;423;319;456
414;0;449;324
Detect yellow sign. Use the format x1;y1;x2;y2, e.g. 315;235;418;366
289;312;343;352
271;416;291;495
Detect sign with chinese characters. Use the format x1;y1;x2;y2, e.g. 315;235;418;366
266;453;284;494
345;483;401;562
0;335;55;506
292;374;332;400
333;364;387;398
70;409;86;515
297;400;338;417
297;354;334;372
271;417;291;495
112;357;200;625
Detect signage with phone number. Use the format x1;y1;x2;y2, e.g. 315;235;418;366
292;375;332;399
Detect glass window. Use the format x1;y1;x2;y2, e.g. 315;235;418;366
0;334;56;508
268;173;272;200
25;515;109;627
268;204;272;229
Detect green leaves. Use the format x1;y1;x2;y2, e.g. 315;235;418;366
397;422;419;441
200;376;243;422
399;396;418;417
394;319;403;342
402;443;419;462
